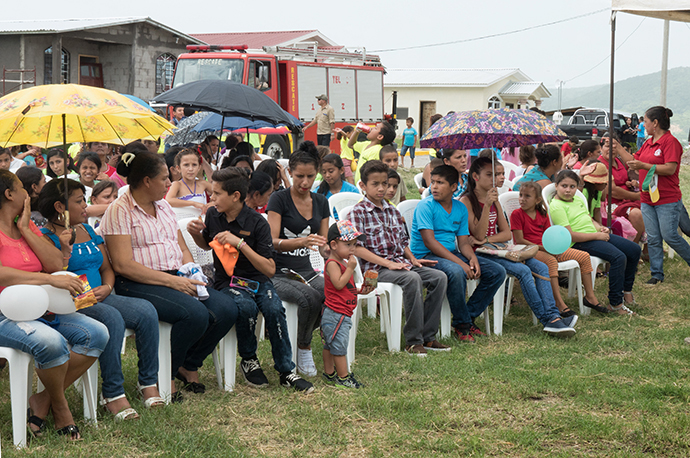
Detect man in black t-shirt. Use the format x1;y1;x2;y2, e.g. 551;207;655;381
187;167;314;393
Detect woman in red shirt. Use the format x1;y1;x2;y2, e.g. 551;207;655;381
628;106;690;285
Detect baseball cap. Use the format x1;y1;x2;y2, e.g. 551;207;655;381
328;220;365;243
316;94;328;101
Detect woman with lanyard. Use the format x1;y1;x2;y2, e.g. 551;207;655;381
101;151;237;400
267;142;329;378
38;178;164;421
628;106;690;285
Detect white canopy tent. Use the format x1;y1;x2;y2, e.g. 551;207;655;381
603;1;690;223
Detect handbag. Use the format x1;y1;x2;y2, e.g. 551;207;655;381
475;241;539;262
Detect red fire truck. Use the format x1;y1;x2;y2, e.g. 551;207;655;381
171;44;385;158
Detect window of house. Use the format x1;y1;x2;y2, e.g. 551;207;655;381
44;47;70;84
488;96;501;109
156;53;176;94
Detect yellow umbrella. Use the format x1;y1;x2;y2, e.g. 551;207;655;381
0;84;175;231
0;84;174;148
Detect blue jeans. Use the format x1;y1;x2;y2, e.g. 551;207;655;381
478;255;560;326
115;276;238;379
641;200;690;281
0;312;108;370
401;144;416;158
423;251;506;329
637;137;645;149
573;234;640;305
78;294;159;398
220;282;294;374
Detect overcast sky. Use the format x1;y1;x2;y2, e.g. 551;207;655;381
6;0;690;92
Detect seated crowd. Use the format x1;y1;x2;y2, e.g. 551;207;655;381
0;106;687;442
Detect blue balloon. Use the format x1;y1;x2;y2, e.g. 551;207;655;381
542;225;571;255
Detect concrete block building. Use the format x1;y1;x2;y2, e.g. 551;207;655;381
0;17;204;100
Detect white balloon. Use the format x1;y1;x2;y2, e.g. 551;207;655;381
42;271;78;315
0;285;49;321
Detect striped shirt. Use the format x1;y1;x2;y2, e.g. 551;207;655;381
100;190;183;271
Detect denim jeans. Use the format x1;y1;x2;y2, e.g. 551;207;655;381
641;201;690;281
478;255;560;326
573;234;640;305
0;312;108;370
78;294;160;398
220;281;294;374
115;276;238;379
423;251;506;329
272;274;324;348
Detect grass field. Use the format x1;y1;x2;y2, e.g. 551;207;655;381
2;167;690;457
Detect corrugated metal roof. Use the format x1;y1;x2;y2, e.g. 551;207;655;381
499;81;551;97
191;30;337;49
0;17;204;44
384;68;525;87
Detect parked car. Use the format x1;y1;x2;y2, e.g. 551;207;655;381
559;108;627;141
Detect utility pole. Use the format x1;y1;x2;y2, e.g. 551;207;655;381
660;20;669;106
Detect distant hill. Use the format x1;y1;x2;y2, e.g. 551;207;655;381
541;67;690;144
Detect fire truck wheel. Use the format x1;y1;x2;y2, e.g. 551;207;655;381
263;135;289;159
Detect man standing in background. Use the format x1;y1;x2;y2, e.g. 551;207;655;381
305;94;335;146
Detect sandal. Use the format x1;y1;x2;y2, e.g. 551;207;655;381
583;297;609;314
137;383;166;408
623;291;638;307
56;424;81;441
608;303;635;315
99;393;140;421
559;307;577;318
27;408;46;438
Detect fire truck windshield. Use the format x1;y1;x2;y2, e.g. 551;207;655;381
173;58;244;87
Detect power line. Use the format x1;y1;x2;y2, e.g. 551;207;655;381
372;8;609;53
566;17;646;84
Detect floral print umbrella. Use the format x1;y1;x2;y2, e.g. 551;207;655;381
0;84;174;148
420;108;567;150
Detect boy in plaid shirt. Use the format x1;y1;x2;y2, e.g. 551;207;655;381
350;160;450;356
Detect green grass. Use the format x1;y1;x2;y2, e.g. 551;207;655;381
2;167;690;457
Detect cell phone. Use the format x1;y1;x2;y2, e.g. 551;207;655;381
229;275;259;293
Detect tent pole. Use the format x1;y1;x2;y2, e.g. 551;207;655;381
607;11;616;229
660;19;670;106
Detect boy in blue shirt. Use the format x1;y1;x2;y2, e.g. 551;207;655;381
400;117;418;168
410;165;506;342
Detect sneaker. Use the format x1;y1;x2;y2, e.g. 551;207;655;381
404;344;428;357
542;319;576;338
335;373;364;389
645;277;663;286
452;327;475;344
297;348;318;377
469;324;486;337
561;314;578;328
322;372;337;383
423;340;451;352
280;372;315;394
240;358;269;388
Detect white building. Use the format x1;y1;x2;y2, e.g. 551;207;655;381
385;68;551;134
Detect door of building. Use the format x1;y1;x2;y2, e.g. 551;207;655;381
79;56;103;87
419;101;437;135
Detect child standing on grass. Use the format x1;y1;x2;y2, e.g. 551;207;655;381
400;117;418;168
166;149;212;211
322;220;373;388
380;144;407;205
510;180;603;317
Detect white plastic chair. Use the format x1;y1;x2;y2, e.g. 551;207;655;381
498;160;521;182
500;191;585;317
413;172;424;190
421;188;431;199
328;192;362;221
177;218;214;266
172;206;203;221
118;184;129;197
338;205;354;222
397;200;421;234
542;182;606;316
2;344;99;448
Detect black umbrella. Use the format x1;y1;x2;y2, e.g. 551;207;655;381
153;80;300;128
